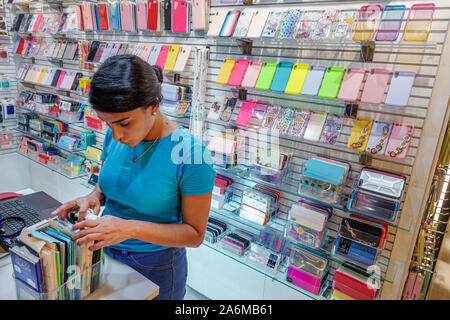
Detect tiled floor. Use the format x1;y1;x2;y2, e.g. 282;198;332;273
184;285;209;300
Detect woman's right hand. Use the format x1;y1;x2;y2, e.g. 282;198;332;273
51;192;102;222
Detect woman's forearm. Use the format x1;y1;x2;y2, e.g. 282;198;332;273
124;219;204;248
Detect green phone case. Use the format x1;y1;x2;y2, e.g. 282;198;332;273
254;61;278;91
318;66;346;99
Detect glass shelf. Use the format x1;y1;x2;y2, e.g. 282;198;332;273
213;165;412;232
14;128;84;154
201;240;330;300
19;80;80;95
16;151;88;180
163;112;191;119
14;105;83;125
71;123;107;136
209;205;394;284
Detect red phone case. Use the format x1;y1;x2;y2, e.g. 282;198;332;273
15;38;25;55
333;269;377;300
155;45;170;69
228;59;249;87
147;0;159;30
97;3;110;31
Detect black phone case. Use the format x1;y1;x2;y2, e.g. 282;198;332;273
164;0;172;31
51;70;61;87
12;13;24;31
208;217;227;232
71;72;83;91
87;41;100;61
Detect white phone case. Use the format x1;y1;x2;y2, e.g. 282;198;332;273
233;9;255;38
207;9;229;37
246;9;270;38
384;71;415;107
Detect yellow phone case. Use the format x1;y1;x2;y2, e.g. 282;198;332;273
164;45;181;71
215;58;236;85
36;68;47;84
86;146;103;162
284;63;309;95
332;290;355;300
347;117;373;152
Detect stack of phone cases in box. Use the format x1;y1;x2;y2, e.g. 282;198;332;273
221;229;254;257
286;246;329;295
207;95;238;123
287;199;333;249
347;167;406;223
207;134;241;169
257;227;288;254
205;217;228;244
299;156;351;204
239;185;281;226
249;147;292;185
332;263;379;300
211;174;233;210
333;214;388;266
247;242;283;275
159;83;192;117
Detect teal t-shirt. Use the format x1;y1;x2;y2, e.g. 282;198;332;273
98;126;216;252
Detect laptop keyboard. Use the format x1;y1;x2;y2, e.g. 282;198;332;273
0;198;42;227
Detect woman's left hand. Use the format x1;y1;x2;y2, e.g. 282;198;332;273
71;215;134;251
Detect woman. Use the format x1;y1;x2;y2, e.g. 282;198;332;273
52;55;216;300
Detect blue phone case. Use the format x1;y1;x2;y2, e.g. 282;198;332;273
270;62;293;92
375;5;406;42
301;65;326;96
148;45;162;65
109;2;121;30
93;4;100;31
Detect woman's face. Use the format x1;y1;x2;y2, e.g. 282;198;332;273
95;107;157;147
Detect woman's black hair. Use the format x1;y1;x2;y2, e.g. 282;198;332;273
89;55;163;113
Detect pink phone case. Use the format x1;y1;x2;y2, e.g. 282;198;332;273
337;68;366;102
192;0;207;31
385;123;414;159
120;1;134;32
55;70;67;88
82;3;94;31
76;4;84;30
155;45;170;69
173;45;192;72
64;72;77;90
228;59;249;87
235;100;256;127
241;60;263;89
136;1;148;30
172;0;188;33
140;44;153;62
32;14;43;33
287;266;322;295
360;68;391;105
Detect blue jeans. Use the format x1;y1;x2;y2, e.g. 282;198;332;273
104;247;187;300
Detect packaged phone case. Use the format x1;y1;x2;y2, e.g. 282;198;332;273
288;110;310;138
403;3;435;42
303;111;327;142
219;9;240;37
337;68;366;102
375;5;406;41
365;120;393;155
246;9;270;38
216;58;236;85
241;60;263;89
312;9;338;40
356;167;406;199
284;64;309;95
270;62;293;92
207;95;227;121
233;9;254;38
172;0;189;33
384;71;415;107
261;105;281;130
275;108;295;135
262;10;286;38
207;9;229;37
352;5;383;41
301;65;326;96
220;97;238;122
348;118;374;152
319;114;343;145
318;66;346;99
279;9;301;39
247;102;269;130
255;61;278;91
228;59;249;87
385;123;414;159
360;68;391;105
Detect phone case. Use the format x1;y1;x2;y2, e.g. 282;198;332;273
87;41;100;62
36;68;47;84
360;68;391;105
254;61;278;91
247;102;269;130
312;9;338;40
288;110;310;138
207;9;229;37
276;108;295;135
216;58;236;85
172;45;191;72
164;45;181;71
384;71;415;107
57;40;67;59
100;43;114;63
64;72;78;90
233;9;254;38
52;41;62;58
337;68;366;102
82;3;94;31
319;114;343;145
172;0;189;33
162;0;171;30
352;5;382;41
93;42;106;62
148;45;162;65
147;0;160;31
279;9;301;39
318;66;346;99
347;118;374;152
55;70;67;88
281;64;309;95
385;123;414;159
32;14;43;33
303;111;327;142
228;59;249;87
136;1;148;30
365;120;393;155
332;11;357;39
219;10;240;37
241;60;263;89
138;44;152;62
270;62;293;92
46;69;57;86
375;5;406;41
220;97;238;122
109;2;121;31
246;9;270;38
93;4;100;31
120;1;134;32
192;0;208;31
403;3;435;42
235;100;256;127
40;68;52;85
97;3;110;31
262;10;286;38
301;65;326;96
155;45;170;69
59;72;70;89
